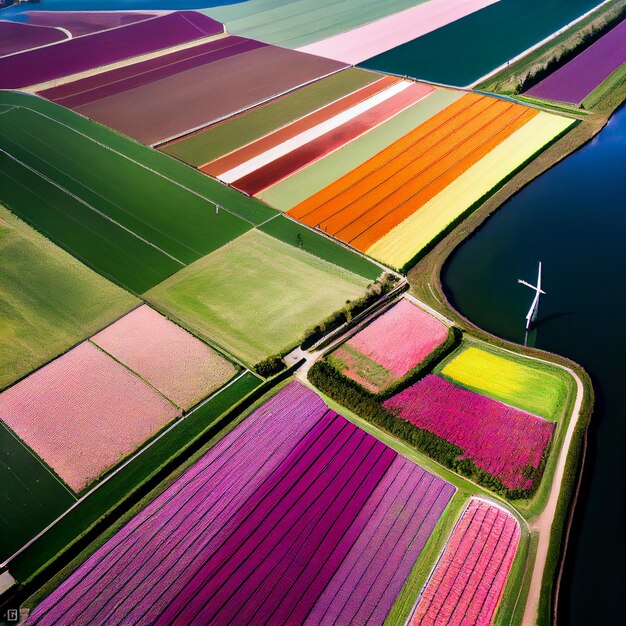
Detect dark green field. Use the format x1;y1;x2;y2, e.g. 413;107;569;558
0;93;278;292
361;0;602;86
6;372;262;579
0;422;74;561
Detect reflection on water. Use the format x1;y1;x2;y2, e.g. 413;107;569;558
443;104;626;625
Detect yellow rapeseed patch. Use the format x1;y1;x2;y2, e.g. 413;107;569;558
366;112;575;268
440;345;571;420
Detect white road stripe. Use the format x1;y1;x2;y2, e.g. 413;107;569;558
219;80;413;183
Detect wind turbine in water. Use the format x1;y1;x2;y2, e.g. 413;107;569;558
518;262;545;332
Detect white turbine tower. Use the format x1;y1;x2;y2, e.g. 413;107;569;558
518;262;545;330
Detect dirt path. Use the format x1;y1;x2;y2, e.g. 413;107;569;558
521;362;584;625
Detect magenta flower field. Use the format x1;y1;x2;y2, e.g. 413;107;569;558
26;382;454;626
383;375;555;490
332;299;448;392
410;498;520;625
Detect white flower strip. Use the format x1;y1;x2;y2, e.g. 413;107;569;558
219;80;413;184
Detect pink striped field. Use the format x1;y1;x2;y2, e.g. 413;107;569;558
331;299;448;392
410;498;520;626
383;375;554;491
0;342;179;492
298;0;499;65
25;381;454;626
92;305;236;409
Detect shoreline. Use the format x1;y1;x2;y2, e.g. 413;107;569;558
405;78;625;624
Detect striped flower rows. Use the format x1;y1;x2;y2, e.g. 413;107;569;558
383;375;555;490
26;381;454;626
410;498;520;625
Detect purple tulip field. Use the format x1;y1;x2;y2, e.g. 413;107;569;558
26;381;455;626
527;19;626;104
383;375;555;491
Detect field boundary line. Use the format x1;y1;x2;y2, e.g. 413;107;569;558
0;370;251;570
467;0;613;88
87;340;182;412
13;124;208;260
151;65;349;147
22;30;229;93
19;103;258;227
0;146;187;267
0;12;167;60
0;422;77;502
51;34;246;107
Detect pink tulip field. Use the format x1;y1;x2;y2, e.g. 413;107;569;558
0;342;180;492
383;375;555;491
92;305;237;410
410;498;520;626
331;299;448;392
25;382;455;626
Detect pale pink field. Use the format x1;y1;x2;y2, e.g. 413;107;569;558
333;299;448;392
299;0;499;64
0;342;180;492
92;305;236;410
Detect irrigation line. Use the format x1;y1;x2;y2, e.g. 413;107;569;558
0;423;77;502
0;148;186;267
15;103;257;227
0;370;250;570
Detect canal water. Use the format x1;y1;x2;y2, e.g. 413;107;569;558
443;104;626;624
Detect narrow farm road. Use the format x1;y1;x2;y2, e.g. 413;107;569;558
522;363;584;625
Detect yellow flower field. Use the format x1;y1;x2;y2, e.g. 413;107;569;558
440;345;573;420
366;112;575;268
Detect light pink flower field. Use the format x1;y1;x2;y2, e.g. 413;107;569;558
333;299;448;392
0;342;180;492
92;305;236;410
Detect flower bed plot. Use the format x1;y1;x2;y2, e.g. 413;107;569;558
26;382;454;626
410;498;520;626
288;94;537;253
383;375;554;492
330;299;448;392
92;305;236;410
0;342;180;492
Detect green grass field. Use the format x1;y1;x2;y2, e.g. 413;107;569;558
0;206;138;390
145;230;371;365
438;342;574;420
0;421;75;560
161;68;379;166
259;215;381;280
0;93;279;293
8;372;262;580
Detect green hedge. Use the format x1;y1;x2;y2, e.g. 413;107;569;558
309;352;545;500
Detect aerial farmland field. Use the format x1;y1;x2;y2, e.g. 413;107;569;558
0;92;266;292
0;204;137;390
329;298;449;392
145;230;373;365
361;0;604;86
527;17;626;104
23;382;456;626
439;342;575;419
0;0;621;623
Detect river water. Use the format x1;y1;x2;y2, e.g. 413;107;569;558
443;104;626;624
